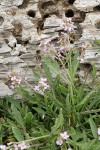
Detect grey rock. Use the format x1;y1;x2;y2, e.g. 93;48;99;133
0;42;12;54
0;82;13;98
1;0;24;6
74;0;100;11
44;15;63;29
3;57;24;65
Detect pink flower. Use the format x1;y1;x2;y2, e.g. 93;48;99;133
44;39;51;45
81;44;87;49
16;77;23;84
60;131;69;140
57;52;62;58
13;144;18;150
56;139;63;146
34;85;40;91
39;78;47;83
67;26;74;32
43;84;50;90
5;71;23;89
43;45;48;52
18;141;30;150
61;17;75;33
0;145;6;150
34;78;50;95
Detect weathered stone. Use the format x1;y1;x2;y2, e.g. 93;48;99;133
14;44;27;53
74;0;100;11
8;36;17;48
1;0;24;6
43;15;63;29
0;82;13;98
3;57;24;65
0;42;12;54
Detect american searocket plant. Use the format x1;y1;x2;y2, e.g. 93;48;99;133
0;17;100;150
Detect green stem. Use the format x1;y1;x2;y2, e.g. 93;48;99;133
7;134;51;150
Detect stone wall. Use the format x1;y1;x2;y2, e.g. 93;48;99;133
0;0;100;97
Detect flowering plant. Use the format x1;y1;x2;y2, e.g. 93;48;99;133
1;17;100;150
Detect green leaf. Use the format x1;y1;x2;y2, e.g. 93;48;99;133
66;94;70;114
90;142;100;150
24;112;33;124
7;119;17;127
69;127;77;142
42;61;53;85
51;142;56;150
53;75;60;89
89;117;97;138
52;108;64;132
11;104;24;127
87;139;97;150
77;140;96;150
32;107;45;114
0;124;4;143
7;96;21;110
72;51;79;79
76;90;95;109
83;130;88;142
42;56;60;77
59;84;68;95
32;70;41;80
12;127;24;141
47;92;63;109
92;64;97;80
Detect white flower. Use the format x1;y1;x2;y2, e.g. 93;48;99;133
98;128;100;135
68;148;72;150
42;114;45;119
60;131;69;140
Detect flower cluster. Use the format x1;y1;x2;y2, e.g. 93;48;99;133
56;32;69;58
61;17;75;33
56;131;69;146
5;71;23;89
0;141;30;150
39;39;57;58
39;33;69;60
39;18;75;60
34;77;50;95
